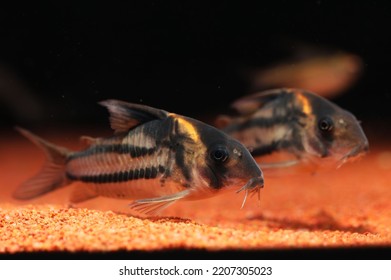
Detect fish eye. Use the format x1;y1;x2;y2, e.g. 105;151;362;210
318;117;334;132
210;147;229;163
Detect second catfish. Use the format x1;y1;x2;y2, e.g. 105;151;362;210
216;88;369;169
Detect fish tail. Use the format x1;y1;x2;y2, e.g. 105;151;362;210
13;127;73;200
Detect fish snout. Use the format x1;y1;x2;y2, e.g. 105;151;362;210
337;140;369;168
236;176;265;209
252;176;265;189
237;176;264;193
351;140;369;158
362;140;369;153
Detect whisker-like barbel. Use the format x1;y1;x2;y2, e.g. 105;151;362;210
236;177;264;209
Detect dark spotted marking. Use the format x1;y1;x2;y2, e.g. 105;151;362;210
144;167;151;179
133;169;140;180
66;166;164;184
67;144;156;161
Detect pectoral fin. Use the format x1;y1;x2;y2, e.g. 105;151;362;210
129;190;190;215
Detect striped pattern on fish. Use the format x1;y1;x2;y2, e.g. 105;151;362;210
216;88;369;169
14;100;264;215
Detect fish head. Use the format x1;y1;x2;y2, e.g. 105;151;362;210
298;91;369;167
323;109;369;167
164;114;265;207
202;135;265;208
204;138;264;189
190;120;264;196
168;115;264;195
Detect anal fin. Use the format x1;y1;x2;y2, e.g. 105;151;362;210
69;185;99;204
129;190;190;215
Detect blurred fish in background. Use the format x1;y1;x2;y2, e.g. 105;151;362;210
217;43;367;175
245;43;363;99
216;88;369;173
0;63;44;126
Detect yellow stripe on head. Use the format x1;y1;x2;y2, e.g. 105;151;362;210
296;93;312;115
169;113;200;142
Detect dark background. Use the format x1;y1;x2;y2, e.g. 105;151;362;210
0;2;390;135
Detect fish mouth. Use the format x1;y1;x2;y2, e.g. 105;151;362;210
236;177;264;209
337;143;369;168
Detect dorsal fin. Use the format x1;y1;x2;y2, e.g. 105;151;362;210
231;88;294;115
99;100;170;133
79;136;102;148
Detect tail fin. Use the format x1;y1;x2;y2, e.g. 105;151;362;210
13;127;73;200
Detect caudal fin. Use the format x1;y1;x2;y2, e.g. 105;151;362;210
13;127;73;200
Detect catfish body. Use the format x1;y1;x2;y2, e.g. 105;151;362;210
14;100;264;214
216;88;369;168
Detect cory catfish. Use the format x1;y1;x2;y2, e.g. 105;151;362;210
14;100;264;214
216;88;369;169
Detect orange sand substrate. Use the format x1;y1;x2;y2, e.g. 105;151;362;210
1;129;391;253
